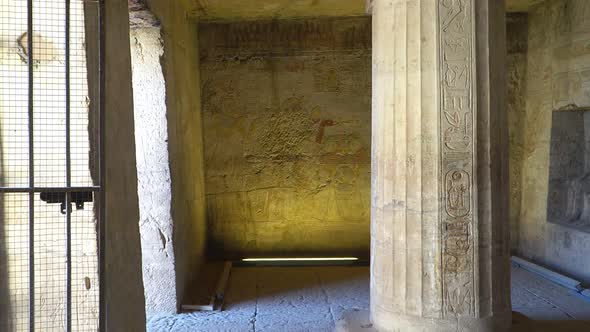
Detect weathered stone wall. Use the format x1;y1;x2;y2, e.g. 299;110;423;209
145;0;208;307
130;20;178;317
507;13;528;251
199;17;371;258
546;110;590;231
515;0;590;283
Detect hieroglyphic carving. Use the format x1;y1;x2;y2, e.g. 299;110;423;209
444;277;473;316
445;170;470;217
439;0;475;317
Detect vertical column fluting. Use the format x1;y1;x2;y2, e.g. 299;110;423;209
370;1;511;331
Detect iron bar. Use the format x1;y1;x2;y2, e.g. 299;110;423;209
65;0;72;330
0;186;100;193
1;1;104;330
27;0;35;330
65;192;72;331
98;0;107;330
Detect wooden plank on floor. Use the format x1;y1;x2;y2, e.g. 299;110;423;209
215;261;232;310
181;261;232;312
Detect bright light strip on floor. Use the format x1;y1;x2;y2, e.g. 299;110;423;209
242;257;358;262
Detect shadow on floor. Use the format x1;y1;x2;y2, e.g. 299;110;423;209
183;264;369;307
150;266;590;332
223;266;369;307
512;311;590;331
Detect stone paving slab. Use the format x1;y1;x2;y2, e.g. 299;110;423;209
147;265;590;332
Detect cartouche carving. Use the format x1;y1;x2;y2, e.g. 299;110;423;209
446;170;470;217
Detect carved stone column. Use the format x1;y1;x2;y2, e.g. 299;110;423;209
370;1;511;331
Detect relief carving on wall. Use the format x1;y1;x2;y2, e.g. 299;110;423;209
439;0;475;317
547;110;590;233
557;0;590;35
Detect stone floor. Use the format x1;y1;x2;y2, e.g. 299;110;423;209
147;265;590;332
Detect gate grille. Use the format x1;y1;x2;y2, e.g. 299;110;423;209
0;1;104;331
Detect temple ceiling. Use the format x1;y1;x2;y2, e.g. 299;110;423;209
184;0;543;21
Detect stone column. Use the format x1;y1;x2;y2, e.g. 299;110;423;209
370;1;511;331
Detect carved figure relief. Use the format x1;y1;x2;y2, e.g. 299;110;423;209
441;0;466;33
444;63;468;88
444;279;474;316
439;0;475;317
547;110;590;232
446;170;471;217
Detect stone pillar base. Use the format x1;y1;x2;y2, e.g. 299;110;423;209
338;310;531;332
372;309;512;332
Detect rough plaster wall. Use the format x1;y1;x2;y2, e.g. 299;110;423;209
517;0;590;284
145;0;208;306
130;26;177;317
199;18;371;259
104;0;146;330
507;13;528;251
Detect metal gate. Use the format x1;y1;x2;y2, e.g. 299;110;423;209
0;0;104;331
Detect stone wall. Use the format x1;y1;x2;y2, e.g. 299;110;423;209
515;0;590;284
130;17;178;317
199;17;372;259
507;13;528;251
145;0;208;307
546;110;590;232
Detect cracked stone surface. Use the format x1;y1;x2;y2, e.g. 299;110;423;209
147;266;590;332
130;26;177;317
148;267;368;332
